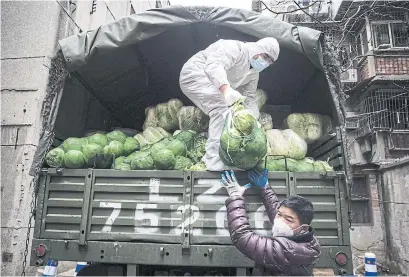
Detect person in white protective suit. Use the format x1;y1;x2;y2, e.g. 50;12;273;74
179;37;280;171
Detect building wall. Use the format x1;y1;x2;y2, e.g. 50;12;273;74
375;54;409;75
380;162;409;274
1;1;78;275
349;172;387;268
357;58;370;81
0;1;152;275
357;51;409;81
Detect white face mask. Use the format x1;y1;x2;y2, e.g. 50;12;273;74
272;218;294;237
272;218;309;237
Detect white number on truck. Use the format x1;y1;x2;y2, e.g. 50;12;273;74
173;205;200;235
134;203;159;233
215;206;230;236
100;202;121;232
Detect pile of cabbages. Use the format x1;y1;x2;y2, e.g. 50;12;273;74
45;99;209;171
45;92;336;173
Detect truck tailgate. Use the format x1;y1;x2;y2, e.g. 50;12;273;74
36;169;348;247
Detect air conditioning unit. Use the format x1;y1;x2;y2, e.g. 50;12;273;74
341;69;358;83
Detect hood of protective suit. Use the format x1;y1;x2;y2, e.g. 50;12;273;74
246;37;280;62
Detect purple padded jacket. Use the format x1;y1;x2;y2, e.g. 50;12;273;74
226;186;321;276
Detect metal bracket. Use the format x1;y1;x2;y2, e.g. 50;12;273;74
288;172;296;196
181;171;193;253
79;169;94;246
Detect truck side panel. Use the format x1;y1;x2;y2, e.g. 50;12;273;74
37;170;347;246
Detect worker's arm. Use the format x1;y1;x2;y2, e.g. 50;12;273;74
226;195;292;265
204;40;242;92
260;185;281;223
248;170;280;222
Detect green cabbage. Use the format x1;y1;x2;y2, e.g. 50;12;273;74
45;148;65;168
106;130;127;144
152;149;176;170
186;162;207;171
220;127;242;152
61;137;88;152
150;140;169;157
124;152;139;164
174;130;198;151
167;139;187;157
256;157;298;172
313;160;334;172
82;143;104;164
294;158;315;172
115;163;132;171
103;141;124;157
174;156;193;171
233;109;256;135
113;156;126;167
86;133;108;147
123;137;140;156
129;152;154;170
112;127;139;137
64;150;85;169
187;135;207;163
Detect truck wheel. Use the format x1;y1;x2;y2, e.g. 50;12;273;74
76;263;125;276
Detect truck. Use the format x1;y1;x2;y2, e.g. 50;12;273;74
28;5;353;276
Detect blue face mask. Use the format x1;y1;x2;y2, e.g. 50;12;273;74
250;56;270;72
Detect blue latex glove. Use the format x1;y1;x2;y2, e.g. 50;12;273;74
220;170;251;197
247;169;269;188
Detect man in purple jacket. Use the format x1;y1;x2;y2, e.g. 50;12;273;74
220;170;321;276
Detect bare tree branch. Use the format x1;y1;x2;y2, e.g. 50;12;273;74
259;0;321;15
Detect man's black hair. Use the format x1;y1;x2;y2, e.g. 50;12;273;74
281;195;314;225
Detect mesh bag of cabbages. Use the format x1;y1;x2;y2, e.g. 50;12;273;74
283;113;333;144
142;98;184;132
219;103;267;170
177;106;209;133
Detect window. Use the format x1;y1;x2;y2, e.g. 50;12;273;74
391;23;409;47
350;175;372;225
360;89;409;130
371;12;409;48
350;28;368;58
372;23;391;47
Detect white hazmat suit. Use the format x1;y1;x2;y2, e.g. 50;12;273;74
179;38;280;171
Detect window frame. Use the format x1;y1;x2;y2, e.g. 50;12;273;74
371;13;409;49
350;174;373;226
